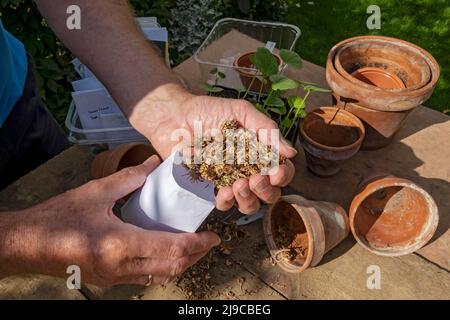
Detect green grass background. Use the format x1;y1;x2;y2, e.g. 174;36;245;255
283;0;450;113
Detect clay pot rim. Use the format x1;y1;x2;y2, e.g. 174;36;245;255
91;143;157;179
349;175;439;257
233;51;282;77
333;38;433;92
326;36;440;111
263;195;323;273
299;106;366;152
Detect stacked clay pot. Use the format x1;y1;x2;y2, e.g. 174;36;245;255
326;35;440;149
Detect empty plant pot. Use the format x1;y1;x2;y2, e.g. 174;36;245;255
349;175;439;256
326;35;440;111
234;51;281;93
263;195;349;273
351;67;406;89
298;106;365;177
91;143;157;179
332;93;412;150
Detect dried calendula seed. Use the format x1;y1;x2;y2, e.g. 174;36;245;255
185;120;285;188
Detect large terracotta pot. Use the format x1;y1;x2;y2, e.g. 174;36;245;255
263;195;349;273
326;35;440;112
332;93;412;150
349;175;439;256
298;106;365;177
335;38;431;91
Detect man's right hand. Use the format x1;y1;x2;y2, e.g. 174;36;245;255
0;155;221;287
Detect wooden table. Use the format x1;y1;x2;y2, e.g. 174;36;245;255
1;32;449;300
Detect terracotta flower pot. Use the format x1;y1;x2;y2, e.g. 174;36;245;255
326;35;440;112
298;106;365;177
263;195;349;273
351;67;406;89
234;51;281;93
91;143;157;179
349;175;439;256
334;38;431;91
332;93;412;150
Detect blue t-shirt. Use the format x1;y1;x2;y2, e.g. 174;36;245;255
0;20;27;127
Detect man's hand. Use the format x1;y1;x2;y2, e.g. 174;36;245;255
35;0;297;214
131;88;297;215
0;156;221;287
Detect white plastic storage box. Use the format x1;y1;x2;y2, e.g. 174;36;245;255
193;18;301;92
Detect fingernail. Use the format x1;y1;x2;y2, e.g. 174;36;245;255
213;236;221;246
239;188;250;198
255;178;270;193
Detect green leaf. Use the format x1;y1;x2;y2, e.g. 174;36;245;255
280;49;302;69
209;67;218;75
270;75;299;91
303;84;331;93
203;84;224;93
287;95;305;110
268;106;287;115
265;95;285;107
250;47;279;77
217;71;226;79
280;117;294;129
46;79;58;93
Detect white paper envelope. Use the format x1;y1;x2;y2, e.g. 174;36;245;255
121;152;216;233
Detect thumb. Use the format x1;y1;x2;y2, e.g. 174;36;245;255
237;100;298;158
100;154;161;200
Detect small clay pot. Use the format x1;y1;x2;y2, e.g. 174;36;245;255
351;67;406;89
263;195;349;273
349;175;439;256
332;93;412;150
234;51;281;93
298;106;365;177
91;143;157;179
326;35;440;112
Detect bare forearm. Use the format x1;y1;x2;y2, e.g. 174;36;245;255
34;0;187;139
0;210;42;278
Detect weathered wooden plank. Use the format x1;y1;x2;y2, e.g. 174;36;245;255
0;275;86;300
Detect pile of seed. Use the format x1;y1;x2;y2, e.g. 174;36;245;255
185;120;285;188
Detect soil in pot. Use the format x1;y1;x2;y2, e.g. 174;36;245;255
299;107;365;177
271;201;309;263
303;116;361;148
350;176;439;256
